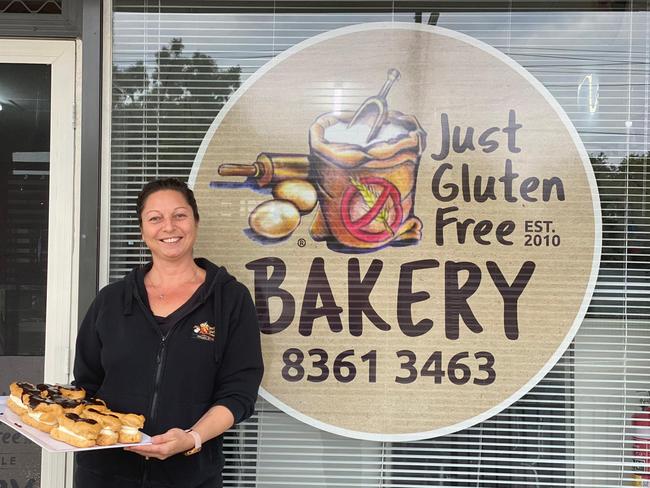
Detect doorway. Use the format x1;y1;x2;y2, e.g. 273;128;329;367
0;39;78;488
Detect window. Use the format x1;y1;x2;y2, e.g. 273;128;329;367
110;2;650;486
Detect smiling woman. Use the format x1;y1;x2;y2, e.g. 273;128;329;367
72;178;264;488
139;186;204;316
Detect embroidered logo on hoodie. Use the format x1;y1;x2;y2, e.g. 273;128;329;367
192;322;216;342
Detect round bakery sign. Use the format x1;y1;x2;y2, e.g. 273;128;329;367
191;23;601;441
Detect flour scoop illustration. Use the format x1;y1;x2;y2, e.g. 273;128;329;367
213;69;427;252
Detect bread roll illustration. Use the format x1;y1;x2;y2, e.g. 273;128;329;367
249;200;301;239
272;179;318;213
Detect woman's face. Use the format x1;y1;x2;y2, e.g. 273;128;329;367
140;189;198;262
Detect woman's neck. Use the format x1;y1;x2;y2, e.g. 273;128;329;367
146;257;202;287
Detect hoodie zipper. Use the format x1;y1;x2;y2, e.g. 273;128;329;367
148;335;167;425
133;292;207;425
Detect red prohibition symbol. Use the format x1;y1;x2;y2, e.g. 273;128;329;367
340;176;403;242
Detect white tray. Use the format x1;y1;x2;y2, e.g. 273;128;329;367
0;396;152;452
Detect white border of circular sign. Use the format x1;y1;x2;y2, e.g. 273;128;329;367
190;22;602;442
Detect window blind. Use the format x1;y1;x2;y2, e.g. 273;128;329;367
109;2;650;486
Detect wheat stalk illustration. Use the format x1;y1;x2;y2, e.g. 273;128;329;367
350;177;394;235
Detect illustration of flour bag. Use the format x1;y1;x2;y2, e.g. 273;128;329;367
309;110;426;250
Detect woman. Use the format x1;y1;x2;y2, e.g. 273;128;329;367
73;178;263;487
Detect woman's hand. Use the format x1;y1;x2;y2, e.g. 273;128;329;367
126;405;234;461
125;428;194;460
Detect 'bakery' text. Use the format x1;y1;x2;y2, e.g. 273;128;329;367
247;257;534;340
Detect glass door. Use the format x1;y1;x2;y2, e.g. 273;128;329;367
0;39;78;488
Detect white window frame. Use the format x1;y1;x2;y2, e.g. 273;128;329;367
99;0;113;288
0;38;80;488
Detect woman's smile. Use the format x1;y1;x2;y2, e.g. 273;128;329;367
160;236;182;243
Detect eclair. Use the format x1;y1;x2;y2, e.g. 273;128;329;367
50;395;85;415
35;383;61;398
114;412;145;443
81;397;108;411
50;413;101;448
57;384;86;400
81;408;122;446
20;395;64;433
7;382;37;415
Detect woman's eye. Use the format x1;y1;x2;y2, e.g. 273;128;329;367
174;213;187;220
149;216;161;223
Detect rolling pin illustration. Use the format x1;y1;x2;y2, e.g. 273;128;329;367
217;152;309;187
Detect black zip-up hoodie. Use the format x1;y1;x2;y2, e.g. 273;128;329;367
73;258;263;487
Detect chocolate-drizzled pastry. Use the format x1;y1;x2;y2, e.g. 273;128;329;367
81;408;122;446
81;397;108;411
63;413;98;424
20;395;64;433
50;395;85;415
57;384;86;400
7;382;37;415
35;383;61;398
50;413;101;448
23;393;58;409
16;382;38;393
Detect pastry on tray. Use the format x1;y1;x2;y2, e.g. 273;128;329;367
115;412;146;443
81;397;108;411
81;407;122;446
57;384;86;400
8;382;37;415
35;383;61;398
6;381;146;449
50;413;102;448
20;395;64;433
50;395;85;415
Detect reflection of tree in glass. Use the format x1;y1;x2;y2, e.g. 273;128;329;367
112;37;241;166
110;38;241;265
591;152;650;262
